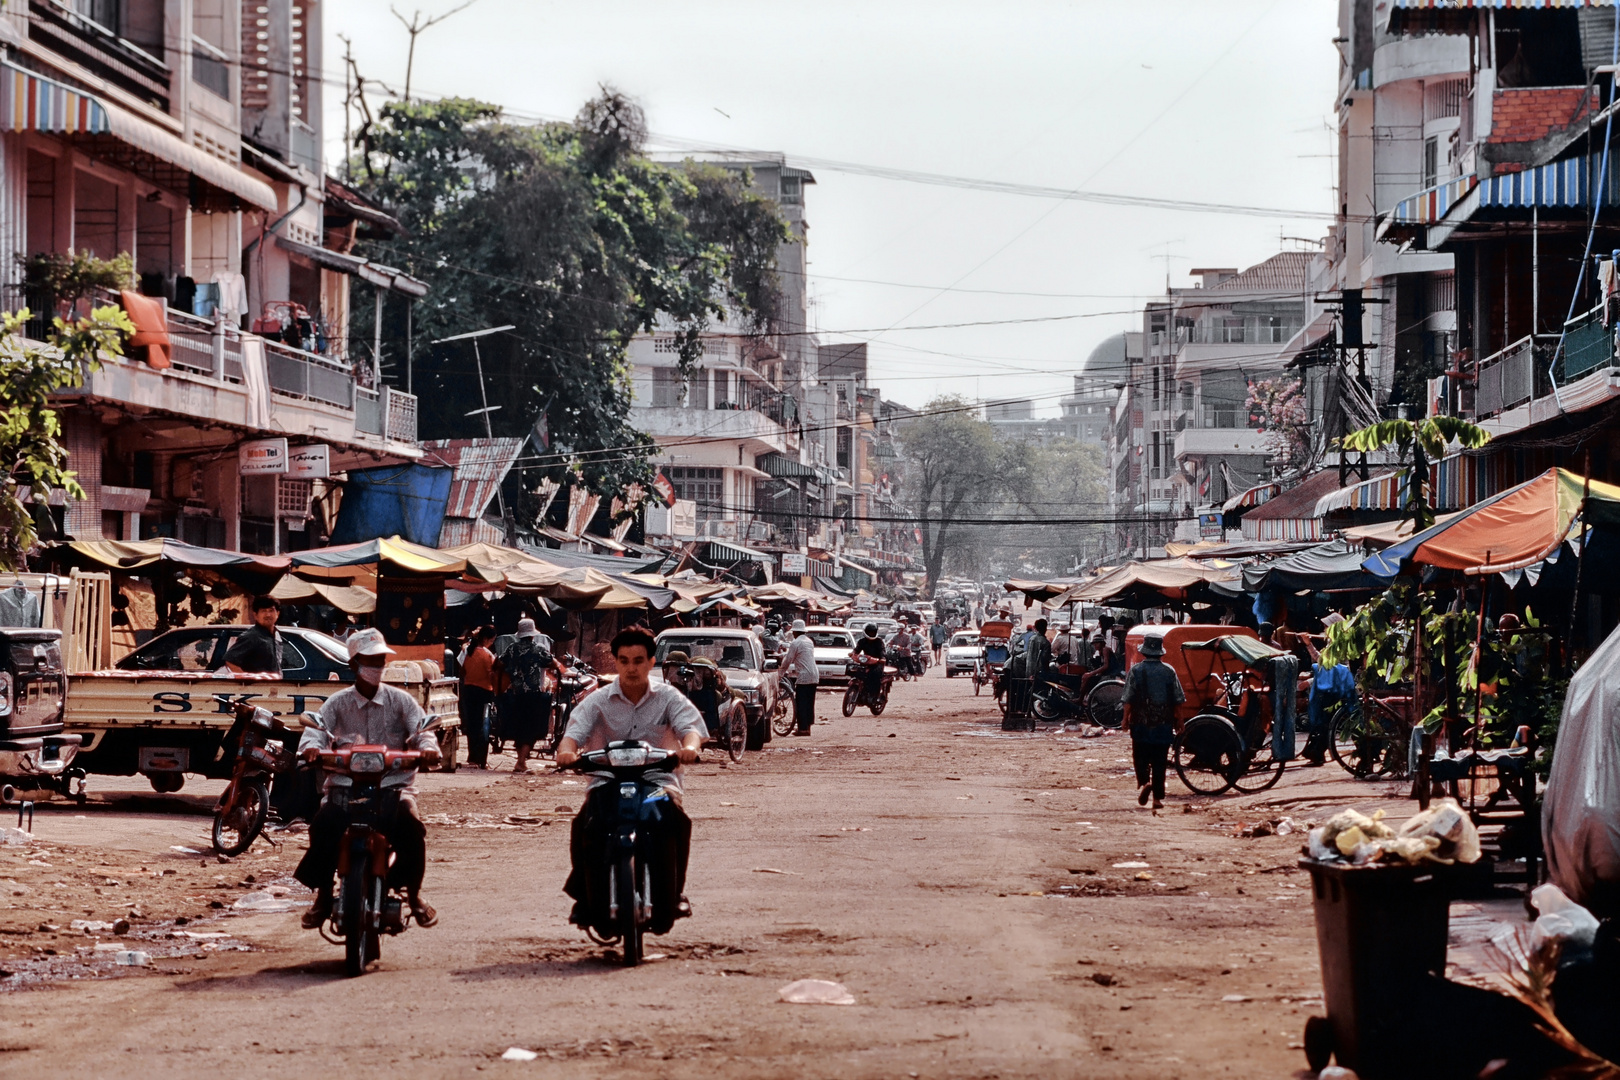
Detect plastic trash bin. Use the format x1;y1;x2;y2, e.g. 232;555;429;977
1300;858;1453;1078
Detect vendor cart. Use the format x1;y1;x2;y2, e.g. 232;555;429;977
1166;631;1299;796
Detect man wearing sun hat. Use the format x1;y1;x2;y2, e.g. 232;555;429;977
1120;632;1184;810
781;619;819;736
294;628;442;930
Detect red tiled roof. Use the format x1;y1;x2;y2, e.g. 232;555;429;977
1205;251;1312;294
1488;87;1599;146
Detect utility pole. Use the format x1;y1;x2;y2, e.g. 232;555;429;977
391;0;480;101
435;325;517;543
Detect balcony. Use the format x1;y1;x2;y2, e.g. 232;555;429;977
631;403;793;457
1465;304;1620;436
29;0;172;112
1174;426;1274;459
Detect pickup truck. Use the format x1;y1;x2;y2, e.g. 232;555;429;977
0;628;83;802
65;666;461;792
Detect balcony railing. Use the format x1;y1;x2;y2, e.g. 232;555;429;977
1558;305;1614;384
355;387;419;444
1475;335;1537;419
263;340;355;409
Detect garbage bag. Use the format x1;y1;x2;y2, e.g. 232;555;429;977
1544;622;1620;916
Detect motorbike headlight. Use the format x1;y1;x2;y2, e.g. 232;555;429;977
348;751;386;774
607;746;651;767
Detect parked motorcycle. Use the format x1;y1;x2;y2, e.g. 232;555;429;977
560;741;693;967
1031;675;1087;723
843;655;895;716
212;700;295;856
310;742;427;977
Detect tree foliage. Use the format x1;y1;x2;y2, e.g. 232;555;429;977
1246;375;1310;476
899;397;1001;592
349;89;792;497
0;305;133;569
1339;416;1491;530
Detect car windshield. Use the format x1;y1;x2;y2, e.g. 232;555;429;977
122;629;219;671
808;632;851;648
950;634;978;647
656;637;756;670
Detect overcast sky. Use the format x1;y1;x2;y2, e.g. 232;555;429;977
326;0;1339;415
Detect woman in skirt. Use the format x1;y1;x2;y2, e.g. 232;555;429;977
499;617;556;773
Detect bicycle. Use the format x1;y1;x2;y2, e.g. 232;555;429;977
1326;693;1413;780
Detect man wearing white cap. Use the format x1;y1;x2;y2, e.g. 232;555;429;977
780;619;819;736
295;628;442;930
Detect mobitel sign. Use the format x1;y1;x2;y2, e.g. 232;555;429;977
239;438;289;475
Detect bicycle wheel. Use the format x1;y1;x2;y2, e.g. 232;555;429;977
770;692;795;737
726;707;747;763
1087;679;1126;729
1330;707;1397;779
1231;730;1285;794
1174;714;1241;796
1032;690;1061;722
212;777;269;856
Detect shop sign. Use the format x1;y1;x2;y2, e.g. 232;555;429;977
781;553;807;574
288;444;330;478
239;438;289;474
1199;513;1223;539
670;499;697;539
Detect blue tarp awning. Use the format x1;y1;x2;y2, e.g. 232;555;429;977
329;464;453;547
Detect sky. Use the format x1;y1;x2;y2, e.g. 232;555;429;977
325;0;1340;415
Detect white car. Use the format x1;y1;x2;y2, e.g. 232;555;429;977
801;627;857;687
944;631;982;677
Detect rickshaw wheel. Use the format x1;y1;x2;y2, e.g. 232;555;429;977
1173;713;1241;796
996;687;1009;716
1086;679;1126;729
1231;737;1285;794
1329;706;1399;779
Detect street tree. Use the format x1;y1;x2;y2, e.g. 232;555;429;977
900;397;1001;592
0;305;133;569
350;90;791;497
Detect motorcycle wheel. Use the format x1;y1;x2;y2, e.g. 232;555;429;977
1032;693;1061;722
770;693;795;738
342;860;371;977
617;852;642;967
726;707;747;763
212;776;269;857
842;684;858;717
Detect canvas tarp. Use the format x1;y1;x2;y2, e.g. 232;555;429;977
1340;513;1461;549
269;577;376;614
50;538;289;592
1243;539;1384;594
1050;558;1241;605
328;464;454;548
1364;469;1620;577
291;536;486;583
1545;619;1620;916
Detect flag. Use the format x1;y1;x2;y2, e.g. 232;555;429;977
653;472;676;507
531;411;550;451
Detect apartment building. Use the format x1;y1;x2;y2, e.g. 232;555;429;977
3;0;425;554
1108;254;1311;554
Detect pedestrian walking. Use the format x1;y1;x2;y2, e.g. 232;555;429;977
459;625;497;769
930;620;948;665
781;619;819;736
499;618;556;773
1120;633;1185;810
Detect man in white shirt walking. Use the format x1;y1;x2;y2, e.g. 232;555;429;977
780;619;819;737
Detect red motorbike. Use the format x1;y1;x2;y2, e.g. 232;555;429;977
842;654;896;716
312;744;425;977
212;700;294;856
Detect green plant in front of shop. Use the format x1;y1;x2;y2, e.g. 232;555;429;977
1339;415;1491;531
0;303;134;569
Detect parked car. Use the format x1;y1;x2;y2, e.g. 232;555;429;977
802;627;856;687
653;628;780;750
944;631;982;677
117;625;356;681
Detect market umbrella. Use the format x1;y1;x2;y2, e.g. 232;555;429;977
1051;558;1240;605
1243;539;1384;594
1362;468;1620;578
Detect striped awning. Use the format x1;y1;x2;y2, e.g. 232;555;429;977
1391;0;1613;8
1479;154;1620;210
0;60;108;134
1390;175;1477;226
1315;454;1498;515
1221;481;1280;512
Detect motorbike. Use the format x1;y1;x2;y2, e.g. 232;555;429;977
560;741;692;967
311;742;427;977
886;645;918;681
212;699;295;856
1031;673;1087;723
843;654;896;716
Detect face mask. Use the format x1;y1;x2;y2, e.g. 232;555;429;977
355;663;383;691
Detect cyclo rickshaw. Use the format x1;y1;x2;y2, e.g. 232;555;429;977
973;619;1013;701
1123;625;1300;796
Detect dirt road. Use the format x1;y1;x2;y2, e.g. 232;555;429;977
0;665;1427;1078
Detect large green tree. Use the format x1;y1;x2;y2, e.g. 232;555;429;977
900;397;1003;591
349;90;790;497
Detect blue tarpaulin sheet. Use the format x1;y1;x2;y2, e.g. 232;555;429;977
329;464;453;547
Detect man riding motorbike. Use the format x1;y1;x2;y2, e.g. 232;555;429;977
296;629;441;930
555;627;704;931
853;623;887;700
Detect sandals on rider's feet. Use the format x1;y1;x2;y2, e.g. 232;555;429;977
410;898;438;928
301;897;332;929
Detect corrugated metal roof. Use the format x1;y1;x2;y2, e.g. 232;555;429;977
421;438;525;520
438;515;506;548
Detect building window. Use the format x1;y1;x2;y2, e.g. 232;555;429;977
669;467;724;515
1220;317;1245;344
193;0;230;100
1423;136;1438;190
652;367;682;407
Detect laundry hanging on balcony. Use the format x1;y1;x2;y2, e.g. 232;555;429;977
118;290;171;369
